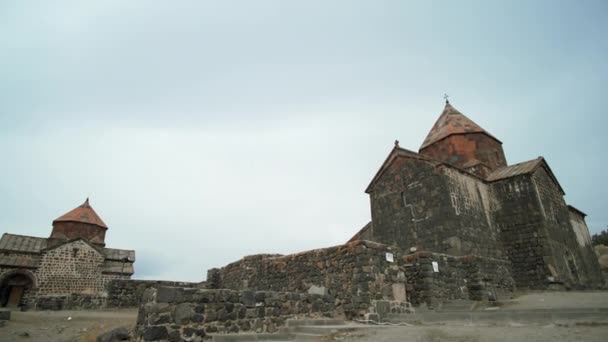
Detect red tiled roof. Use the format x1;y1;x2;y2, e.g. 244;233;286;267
420;102;500;150
53;198;108;229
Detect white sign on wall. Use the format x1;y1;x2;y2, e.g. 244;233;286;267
385;252;394;263
432;261;439;273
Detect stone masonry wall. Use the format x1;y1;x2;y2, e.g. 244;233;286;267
210;240;407;318
403;251;514;308
368;156;504;260
107;279;201;308
569;210;605;288
491;174;548;289
419;132;507;178
35;240;105;295
441;166;503;259
135;286;336;341
532;168;604;288
369;157;455;254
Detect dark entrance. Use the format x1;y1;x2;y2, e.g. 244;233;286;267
0;272;34;307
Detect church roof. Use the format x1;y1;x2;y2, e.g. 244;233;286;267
567;205;587;217
487;157;564;194
486;158;543;181
0;233;47;254
347;221;372;243
420;102;501;150
0;233;134;268
53;198;108;229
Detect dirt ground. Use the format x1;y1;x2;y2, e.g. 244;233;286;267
501;291;608;309
0;309;137;342
342;324;608;342
1;292;608;341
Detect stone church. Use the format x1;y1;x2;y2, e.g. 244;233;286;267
350;100;603;289
0;199;135;309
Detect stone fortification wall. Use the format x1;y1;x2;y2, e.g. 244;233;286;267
403;251;514;308
33;293;107;310
28;279;201;310
210;240;407;318
135;286;336;341
107;279;201;308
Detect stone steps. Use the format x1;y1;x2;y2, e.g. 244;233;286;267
210;319;346;342
435;300;479;312
384;307;608;325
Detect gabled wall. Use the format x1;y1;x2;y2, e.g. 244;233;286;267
368;157;454;253
368;156;503;259
36;240;106;296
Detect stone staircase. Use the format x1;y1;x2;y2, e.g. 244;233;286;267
383;299;608;325
210;319;373;342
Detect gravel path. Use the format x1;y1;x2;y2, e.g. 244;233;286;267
0;309;137;342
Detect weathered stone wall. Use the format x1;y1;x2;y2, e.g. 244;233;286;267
568;209;605;288
210;240;407;318
491;170;604;290
492;174;548;288
33;293;107;310
441;166;503;259
532;168;604;288
135;286;336;341
50;221;107;246
419;132;507;178
368;156;504;259
35;240;106;295
107;279;201;308
403;251;514;307
368;157;455;254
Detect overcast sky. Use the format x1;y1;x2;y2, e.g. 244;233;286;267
1;1;607;281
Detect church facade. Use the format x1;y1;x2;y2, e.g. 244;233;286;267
0;199;135;309
351;101;603;289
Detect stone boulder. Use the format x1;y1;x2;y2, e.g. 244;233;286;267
595;245;608;271
97;326;130;342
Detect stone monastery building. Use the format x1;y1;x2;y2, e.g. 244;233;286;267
350;100;603;289
0;199;135;308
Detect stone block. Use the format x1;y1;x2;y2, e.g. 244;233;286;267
142;326;168;341
97;326;129;342
0;309;10;321
307;285;328;296
156;287;178;303
173;303;193;325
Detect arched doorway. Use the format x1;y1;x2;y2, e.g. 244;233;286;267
0;271;35;307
